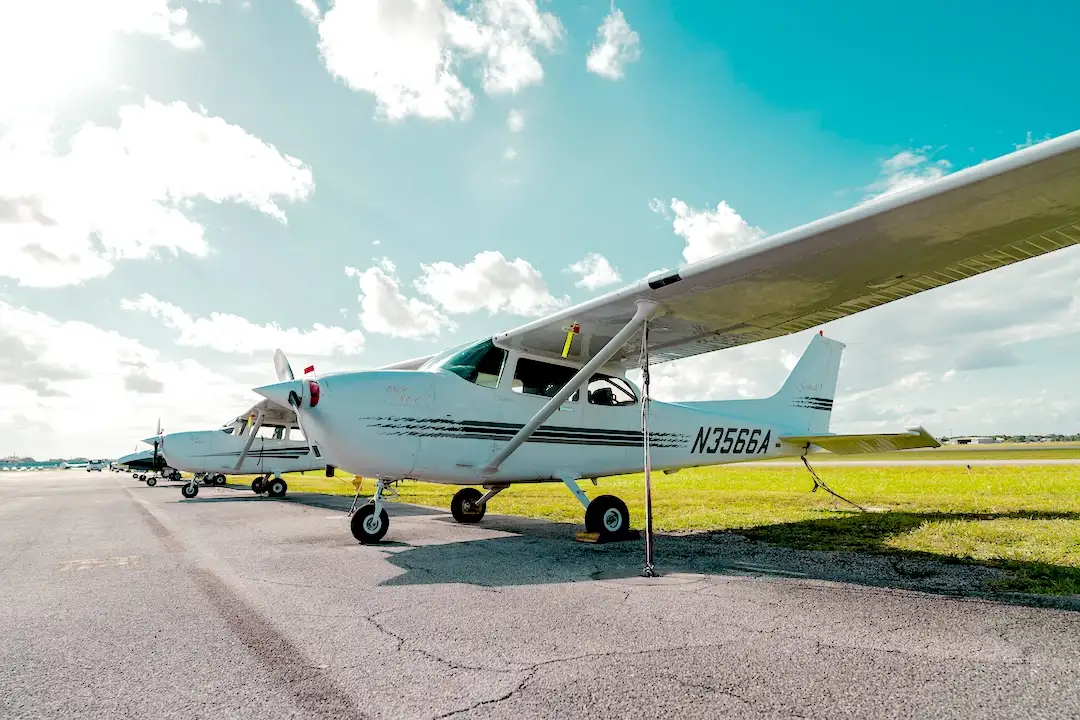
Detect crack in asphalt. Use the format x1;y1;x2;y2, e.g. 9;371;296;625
363;610;518;674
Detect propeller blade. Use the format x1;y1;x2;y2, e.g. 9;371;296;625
286;387;320;462
274;349;295;382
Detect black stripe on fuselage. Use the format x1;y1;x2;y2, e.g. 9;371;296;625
360;416;690;448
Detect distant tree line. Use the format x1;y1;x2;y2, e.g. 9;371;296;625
939;434;1080;443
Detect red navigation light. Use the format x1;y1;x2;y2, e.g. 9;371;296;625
308;380;321;408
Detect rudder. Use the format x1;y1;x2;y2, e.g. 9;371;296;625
770;332;844;435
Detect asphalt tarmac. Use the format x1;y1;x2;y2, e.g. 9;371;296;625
3;470;1079;720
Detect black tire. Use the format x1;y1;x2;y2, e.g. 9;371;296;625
350;504;389;544
170;471;181;481
266;478;287;498
450;488;486;524
146;477;157;487
584;494;630;541
251;477;266;494
181;483;198;499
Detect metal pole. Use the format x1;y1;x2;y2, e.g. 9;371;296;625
641;319;658;578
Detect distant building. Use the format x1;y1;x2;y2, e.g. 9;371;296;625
944;436;1002;445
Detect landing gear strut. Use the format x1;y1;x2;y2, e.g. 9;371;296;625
350;479;390;544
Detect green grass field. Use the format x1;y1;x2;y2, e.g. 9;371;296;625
259;449;1080;596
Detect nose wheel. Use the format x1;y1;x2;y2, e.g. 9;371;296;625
350;479;391;544
350;503;389;543
181;482;198;499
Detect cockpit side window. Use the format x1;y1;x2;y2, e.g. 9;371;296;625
440;339;507;389
512;358;580;399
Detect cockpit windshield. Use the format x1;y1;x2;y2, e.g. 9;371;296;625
425;338;507;389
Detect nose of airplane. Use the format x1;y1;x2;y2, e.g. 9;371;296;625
252;379;306;409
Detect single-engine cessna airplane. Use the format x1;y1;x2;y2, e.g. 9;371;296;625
157;399;334;499
253;128;1080;545
115;421;182;485
114;449;181;485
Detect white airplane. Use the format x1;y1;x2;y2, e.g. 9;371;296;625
113;421;181;485
113;449;181;485
253;127;1080;546
156;399;334;499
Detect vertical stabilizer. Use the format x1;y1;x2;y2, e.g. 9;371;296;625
770;332;844;435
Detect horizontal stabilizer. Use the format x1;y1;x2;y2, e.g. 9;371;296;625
780;426;940;454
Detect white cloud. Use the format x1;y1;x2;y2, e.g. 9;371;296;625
0;300;256;458
120;293;366;355
294;0;322;22
586;5;640;80
503;147;518;160
311;0;562;122
651;197;767;264
507;108;524;132
345;260;450;339
863;147;952;201
1014;131;1052;150
0;0;203;120
0;98;314;287
415;250;567;316
565;252;621;290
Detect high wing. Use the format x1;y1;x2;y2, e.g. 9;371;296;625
232;398;298;428
780;427;940;455
491;129;1080;368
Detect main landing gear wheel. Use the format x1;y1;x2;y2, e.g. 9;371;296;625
251;477;266;494
351;503;389;544
181;482;199;499
584;494;630;542
451;488;486;524
169;470;181;482
146;477;157;487
266;477;287;498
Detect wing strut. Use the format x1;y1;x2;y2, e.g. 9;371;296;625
479;299;660;477
234;409;265;471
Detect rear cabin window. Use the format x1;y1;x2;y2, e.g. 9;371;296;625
440;339;507;389
586;375;638;406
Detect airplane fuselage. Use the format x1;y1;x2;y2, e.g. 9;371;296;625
160;429;324;476
286;369;812;485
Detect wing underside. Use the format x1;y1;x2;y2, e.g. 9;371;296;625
780;427;941;455
490;129;1080;368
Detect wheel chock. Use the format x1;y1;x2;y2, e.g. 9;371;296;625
575;529;642;544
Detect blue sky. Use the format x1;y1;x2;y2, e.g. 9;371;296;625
1;0;1078;457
